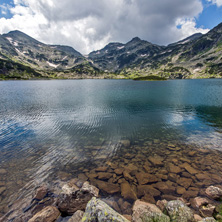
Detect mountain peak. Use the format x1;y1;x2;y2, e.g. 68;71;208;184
130;37;141;42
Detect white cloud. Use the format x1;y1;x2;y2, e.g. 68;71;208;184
0;0;208;54
207;0;222;7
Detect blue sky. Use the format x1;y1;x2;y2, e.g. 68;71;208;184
0;0;222;54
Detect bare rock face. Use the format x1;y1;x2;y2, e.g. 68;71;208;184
28;206;60;222
68;210;84;222
205;186;222;200
165;200;195;222
132;200;170;222
82;197;130;222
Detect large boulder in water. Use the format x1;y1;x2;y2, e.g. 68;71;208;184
82;197;129;222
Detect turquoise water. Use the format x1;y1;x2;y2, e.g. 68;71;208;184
1;79;222;216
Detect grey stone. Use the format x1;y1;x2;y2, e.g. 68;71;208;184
165;200;195;222
82;197;129;222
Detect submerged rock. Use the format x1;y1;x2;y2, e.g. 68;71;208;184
28;206;60;222
121;182;137;201
82;197;129;222
132;200;170;222
165;200;194;222
148;156;164;166
34;185;48;200
91;179;120;194
135;172;158;185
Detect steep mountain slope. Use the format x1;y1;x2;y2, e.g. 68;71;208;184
0;22;222;80
117;23;222;79
88;37;163;72
0;58;42;79
1;30;84;71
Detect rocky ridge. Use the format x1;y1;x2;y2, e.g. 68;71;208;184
0;23;222;79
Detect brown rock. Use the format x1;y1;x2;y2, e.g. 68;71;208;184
123;171;134;182
121;201;132;215
68;210;84;222
141;194;156;204
161;195;178;201
95;167;108;172
192;197;209;209
78;173;88;182
137;185;161;198
123;215;132;221
153;182;176;194
168;163;182;174
0;187;6;195
124;164;138;172
148;156;164;166
97;172;113;180
196;174;210;181
200;204;215;217
135;172;158;185
114;168;124;175
188;151;197;157
0;169;6;174
34;186;48;200
104;200;121;213
121;182;137;201
28;206;60;222
182;190;199;199
156;199;168;211
177;186;186;195
92;180;120;194
181;163;198;175
194;214;202;221
177;177;192;189
168;173;180;183
205;186;222;200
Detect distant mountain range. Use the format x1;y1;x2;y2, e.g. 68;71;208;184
1;22;222;80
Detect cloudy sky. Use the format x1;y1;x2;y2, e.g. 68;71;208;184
0;0;222;54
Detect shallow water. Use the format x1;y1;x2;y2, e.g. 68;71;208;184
0;79;222;218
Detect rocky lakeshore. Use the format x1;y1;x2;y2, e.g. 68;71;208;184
2;179;222;222
1;139;222;221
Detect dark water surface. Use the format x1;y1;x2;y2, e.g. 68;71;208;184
1;79;222;218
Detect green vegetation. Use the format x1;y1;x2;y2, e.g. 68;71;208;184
133;75;167;81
